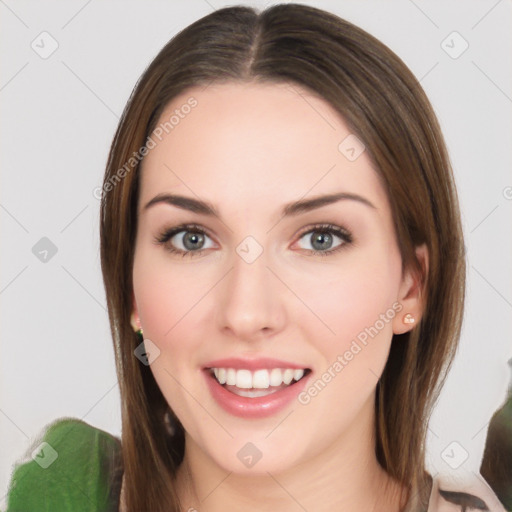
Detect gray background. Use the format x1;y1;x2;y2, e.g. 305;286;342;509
1;0;511;505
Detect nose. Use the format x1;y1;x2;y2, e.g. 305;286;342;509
216;244;287;342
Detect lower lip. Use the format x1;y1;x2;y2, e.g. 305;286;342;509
204;369;311;418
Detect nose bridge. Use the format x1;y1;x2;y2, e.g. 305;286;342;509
217;235;284;337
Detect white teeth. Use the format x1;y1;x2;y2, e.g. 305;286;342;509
236;369;253;389
226;368;236;386
282;369;294;385
210;367;307;389
293;369;304;381
217;368;227;385
269;368;282;387
231;387;280;398
252;369;270;388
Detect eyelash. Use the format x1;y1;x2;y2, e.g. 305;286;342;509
153;222;353;258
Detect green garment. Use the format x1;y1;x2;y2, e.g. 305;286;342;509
5;417;123;512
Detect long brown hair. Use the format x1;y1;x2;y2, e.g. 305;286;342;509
100;4;466;510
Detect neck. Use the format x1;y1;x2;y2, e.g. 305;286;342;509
174;397;408;512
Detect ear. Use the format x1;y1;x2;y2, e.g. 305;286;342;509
130;292;141;332
393;243;429;335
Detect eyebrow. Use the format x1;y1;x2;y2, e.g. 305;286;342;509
143;191;377;218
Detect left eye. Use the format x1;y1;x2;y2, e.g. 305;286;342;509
295;224;352;255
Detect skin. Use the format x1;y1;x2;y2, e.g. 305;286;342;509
129;81;429;511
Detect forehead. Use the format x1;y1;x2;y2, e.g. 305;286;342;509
139;81;388;214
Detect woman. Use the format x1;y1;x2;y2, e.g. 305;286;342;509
6;3;467;511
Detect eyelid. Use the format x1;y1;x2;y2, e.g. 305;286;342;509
294;223;352;242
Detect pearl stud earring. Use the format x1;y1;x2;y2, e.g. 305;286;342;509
403;313;415;324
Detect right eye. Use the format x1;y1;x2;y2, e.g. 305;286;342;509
154;223;215;258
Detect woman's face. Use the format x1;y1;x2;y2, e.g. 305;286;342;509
131;81;426;475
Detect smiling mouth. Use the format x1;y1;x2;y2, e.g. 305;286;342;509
208;367;312;398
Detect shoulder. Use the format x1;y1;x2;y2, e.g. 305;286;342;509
5;417;123;512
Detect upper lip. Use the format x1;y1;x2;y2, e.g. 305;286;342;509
203;357;310;371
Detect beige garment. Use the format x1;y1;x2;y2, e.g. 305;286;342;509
117;471;433;512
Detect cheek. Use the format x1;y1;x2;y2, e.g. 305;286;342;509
132;251;213;429
288;250;403;438
289;246;402;374
133;242;200;336
132;247;214;369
